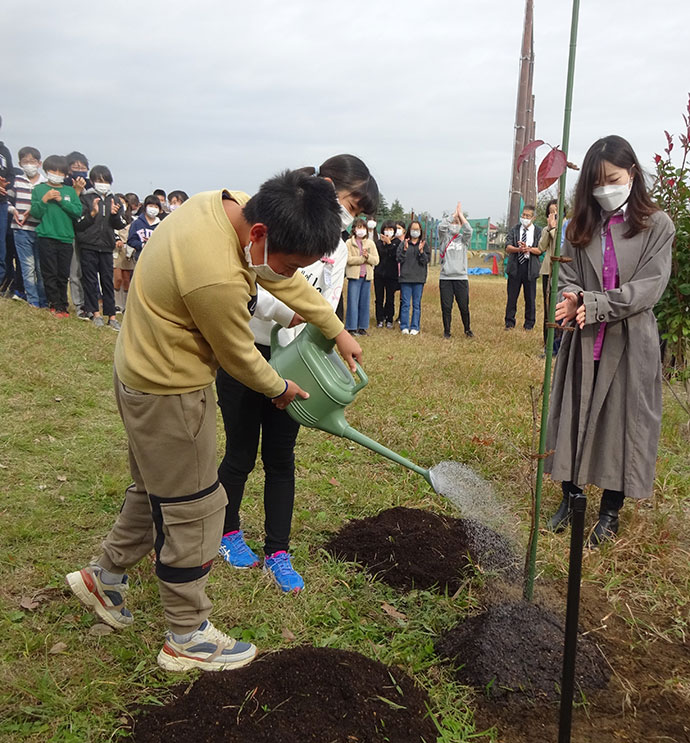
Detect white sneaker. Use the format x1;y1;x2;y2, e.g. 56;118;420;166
410;329;419;335
402;328;410;335
157;620;257;672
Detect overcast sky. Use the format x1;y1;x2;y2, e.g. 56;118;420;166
3;0;688;223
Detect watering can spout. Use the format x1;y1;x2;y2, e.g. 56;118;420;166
269;323;434;490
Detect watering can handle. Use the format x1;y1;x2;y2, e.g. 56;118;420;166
352;361;368;392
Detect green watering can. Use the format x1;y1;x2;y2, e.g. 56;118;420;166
270;323;435;488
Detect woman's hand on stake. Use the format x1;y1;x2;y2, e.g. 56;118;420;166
555;291;578;323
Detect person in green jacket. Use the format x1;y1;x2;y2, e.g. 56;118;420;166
30;155;83;317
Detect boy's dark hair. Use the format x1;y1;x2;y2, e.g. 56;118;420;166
18;146;41;162
566;134;657;247
66;151;89;168
381;220;396;232
523;204;536;214
168;189;189;203
89;165;113;184
243;169;341;258
297;154;379;216
43;155;69;175
153;188;166;199
144;194;161;208
395;220;406;230
125;192;140;207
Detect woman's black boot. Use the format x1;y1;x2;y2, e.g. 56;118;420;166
587;490;624;548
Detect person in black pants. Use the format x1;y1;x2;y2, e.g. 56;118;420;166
75;165;127;330
373;220;400;328
504;205;542;330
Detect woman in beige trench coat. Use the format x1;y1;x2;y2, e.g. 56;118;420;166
545;135;675;547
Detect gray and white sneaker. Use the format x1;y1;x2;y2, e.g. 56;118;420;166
157;620;257;672
65;563;133;629
91;316;105;328
107;318;121;331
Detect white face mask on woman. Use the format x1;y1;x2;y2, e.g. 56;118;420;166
367;220;377;230
94;182;111;195
410;229;421;239
355;228;367;238
339;204;354;230
395;227;404;238
46;172;65;185
146;206;159;219
383;230;394;237
244;236;289;282
592;180;632;212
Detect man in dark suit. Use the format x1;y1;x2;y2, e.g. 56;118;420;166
504;204;542;330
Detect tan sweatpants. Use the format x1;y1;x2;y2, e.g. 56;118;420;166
98;370;226;634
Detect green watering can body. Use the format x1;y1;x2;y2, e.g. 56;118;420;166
269;324;433;487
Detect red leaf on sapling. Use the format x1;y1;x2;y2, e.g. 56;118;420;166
537;148;568;192
654;154;662;164
516;140;544;171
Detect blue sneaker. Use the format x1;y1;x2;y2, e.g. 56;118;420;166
264;551;304;593
218;530;260;569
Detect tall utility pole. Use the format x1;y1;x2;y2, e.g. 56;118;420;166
508;0;535;226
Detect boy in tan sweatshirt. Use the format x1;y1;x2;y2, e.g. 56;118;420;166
67;170;361;672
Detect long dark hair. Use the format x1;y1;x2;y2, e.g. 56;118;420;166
566;135;657;247
297;155;379;216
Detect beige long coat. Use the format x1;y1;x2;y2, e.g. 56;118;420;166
545;210;674;499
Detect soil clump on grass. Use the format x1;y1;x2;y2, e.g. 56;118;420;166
463;584;690;742
132;646;438;743
323;506;517;593
435;600;609;700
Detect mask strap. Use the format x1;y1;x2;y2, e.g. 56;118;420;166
263;235;269;264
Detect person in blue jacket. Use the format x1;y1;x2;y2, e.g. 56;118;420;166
127;194;161;260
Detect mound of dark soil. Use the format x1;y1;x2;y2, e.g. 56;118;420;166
323;506;517;593
467;584;690;742
132;646;437;743
435;601;610;700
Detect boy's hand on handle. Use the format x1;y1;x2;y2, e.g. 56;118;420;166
272;379;309;410
334;328;362;373
555;291;579;323
90;198;101;217
288;312;305;328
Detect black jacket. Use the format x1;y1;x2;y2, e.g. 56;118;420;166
375;236;401;280
0;141;14;205
505;222;543;281
397;238;431;283
75;189;127;252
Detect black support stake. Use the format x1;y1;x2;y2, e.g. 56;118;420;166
558;492;587;743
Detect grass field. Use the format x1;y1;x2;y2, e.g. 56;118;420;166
1;269;688;741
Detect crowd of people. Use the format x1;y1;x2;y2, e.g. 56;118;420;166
0;127;188;330
1;126;675;674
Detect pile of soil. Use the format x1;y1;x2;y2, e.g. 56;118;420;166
323;506;517;593
132;646;438;743
468;585;690;742
435;600;610;700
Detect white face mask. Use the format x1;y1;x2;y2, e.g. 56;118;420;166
355;228;367;238
169;203;179;211
410;229;421;239
146;206;159;218
383;230;394;237
46;172;64;185
592;180;632;212
244;236;289;282
367;220;377;230
520;217;532;229
94;182;110;195
21;163;39;178
339;204;354;230
395;227;404;237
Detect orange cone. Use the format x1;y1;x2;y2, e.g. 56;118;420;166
492;254;499;275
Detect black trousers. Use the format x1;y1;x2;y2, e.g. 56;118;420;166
81;247;116;316
216;344;301;555
439;279;471;334
505;260;537;329
38;237;73;312
374;275;398;324
562;481;625;513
